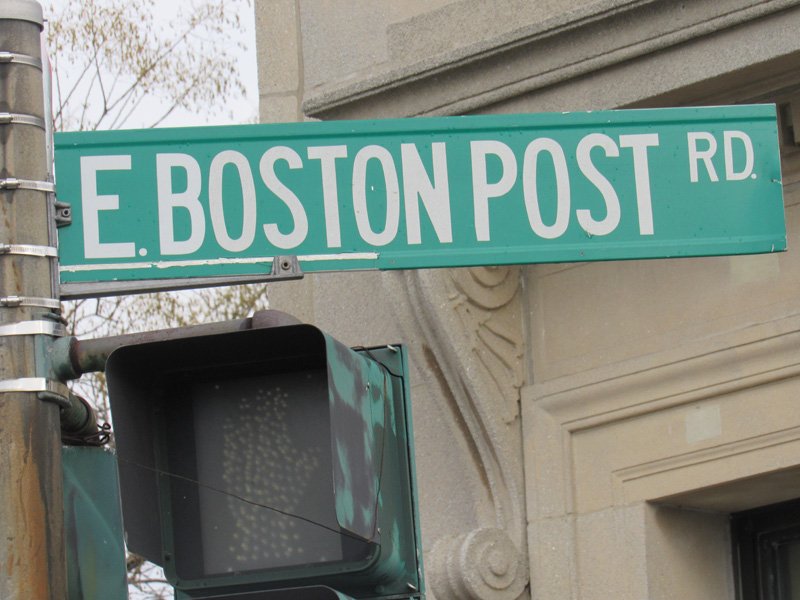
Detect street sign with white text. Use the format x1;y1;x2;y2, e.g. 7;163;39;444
55;105;786;298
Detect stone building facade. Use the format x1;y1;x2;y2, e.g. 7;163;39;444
254;1;800;598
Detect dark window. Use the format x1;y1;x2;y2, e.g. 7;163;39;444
733;499;800;599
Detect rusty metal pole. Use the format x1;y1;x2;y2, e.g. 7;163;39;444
51;309;303;378
0;2;67;599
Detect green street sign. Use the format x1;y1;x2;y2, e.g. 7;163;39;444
55;105;786;298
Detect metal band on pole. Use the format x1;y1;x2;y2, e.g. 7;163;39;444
0;295;61;310
0;112;46;129
0;320;67;337
0;51;42;69
0;378;70;405
0;380;70;409
0;178;55;192
0;243;58;257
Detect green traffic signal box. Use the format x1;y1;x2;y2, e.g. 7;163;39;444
105;324;424;599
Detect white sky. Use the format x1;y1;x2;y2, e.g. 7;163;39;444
39;0;259;129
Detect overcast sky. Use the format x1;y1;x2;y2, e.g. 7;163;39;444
39;0;259;129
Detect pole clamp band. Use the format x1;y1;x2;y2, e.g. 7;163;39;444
0;178;55;192
0;296;61;310
0;378;70;407
0;52;42;69
0;320;66;337
0;244;58;258
0;112;45;129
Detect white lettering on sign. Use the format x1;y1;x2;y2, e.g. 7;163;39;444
576;133;621;236
471;140;517;242
688;132;718;182
209;150;257;252
307;145;347;248
75;128;763;264
523;137;571;239
724;131;755;181
470;133;659;241
80;155;136;259
260;146;308;249
352;145;401;246
619;133;659;235
401;142;452;245
157;153;205;256
688;130;755;183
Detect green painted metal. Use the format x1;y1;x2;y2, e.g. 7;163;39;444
104;325;423;599
54;105;785;296
62;445;128;600
175;585;358;599
356;345;424;599
325;335;385;542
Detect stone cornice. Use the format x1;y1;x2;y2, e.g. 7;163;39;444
303;0;800;120
524;312;800;431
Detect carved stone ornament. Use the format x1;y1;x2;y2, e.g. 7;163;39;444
400;265;529;599
429;528;529;600
450;266;525;425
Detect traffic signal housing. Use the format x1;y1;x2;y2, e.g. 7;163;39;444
105;324;423;599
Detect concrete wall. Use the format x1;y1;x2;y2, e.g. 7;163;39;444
255;1;800;598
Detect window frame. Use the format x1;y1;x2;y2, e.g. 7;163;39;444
732;499;800;600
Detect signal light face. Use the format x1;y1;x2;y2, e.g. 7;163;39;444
105;324;423;599
167;369;372;580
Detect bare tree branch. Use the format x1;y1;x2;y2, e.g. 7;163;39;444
45;0;258;595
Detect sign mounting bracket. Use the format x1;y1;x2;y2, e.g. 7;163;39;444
59;255;304;300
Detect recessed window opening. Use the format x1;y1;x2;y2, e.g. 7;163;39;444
732;498;800;599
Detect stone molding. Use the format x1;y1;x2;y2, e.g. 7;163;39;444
523;311;800;597
303;0;800;119
528;311;800;431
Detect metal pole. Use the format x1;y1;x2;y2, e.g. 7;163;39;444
0;2;66;599
53;309;303;378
